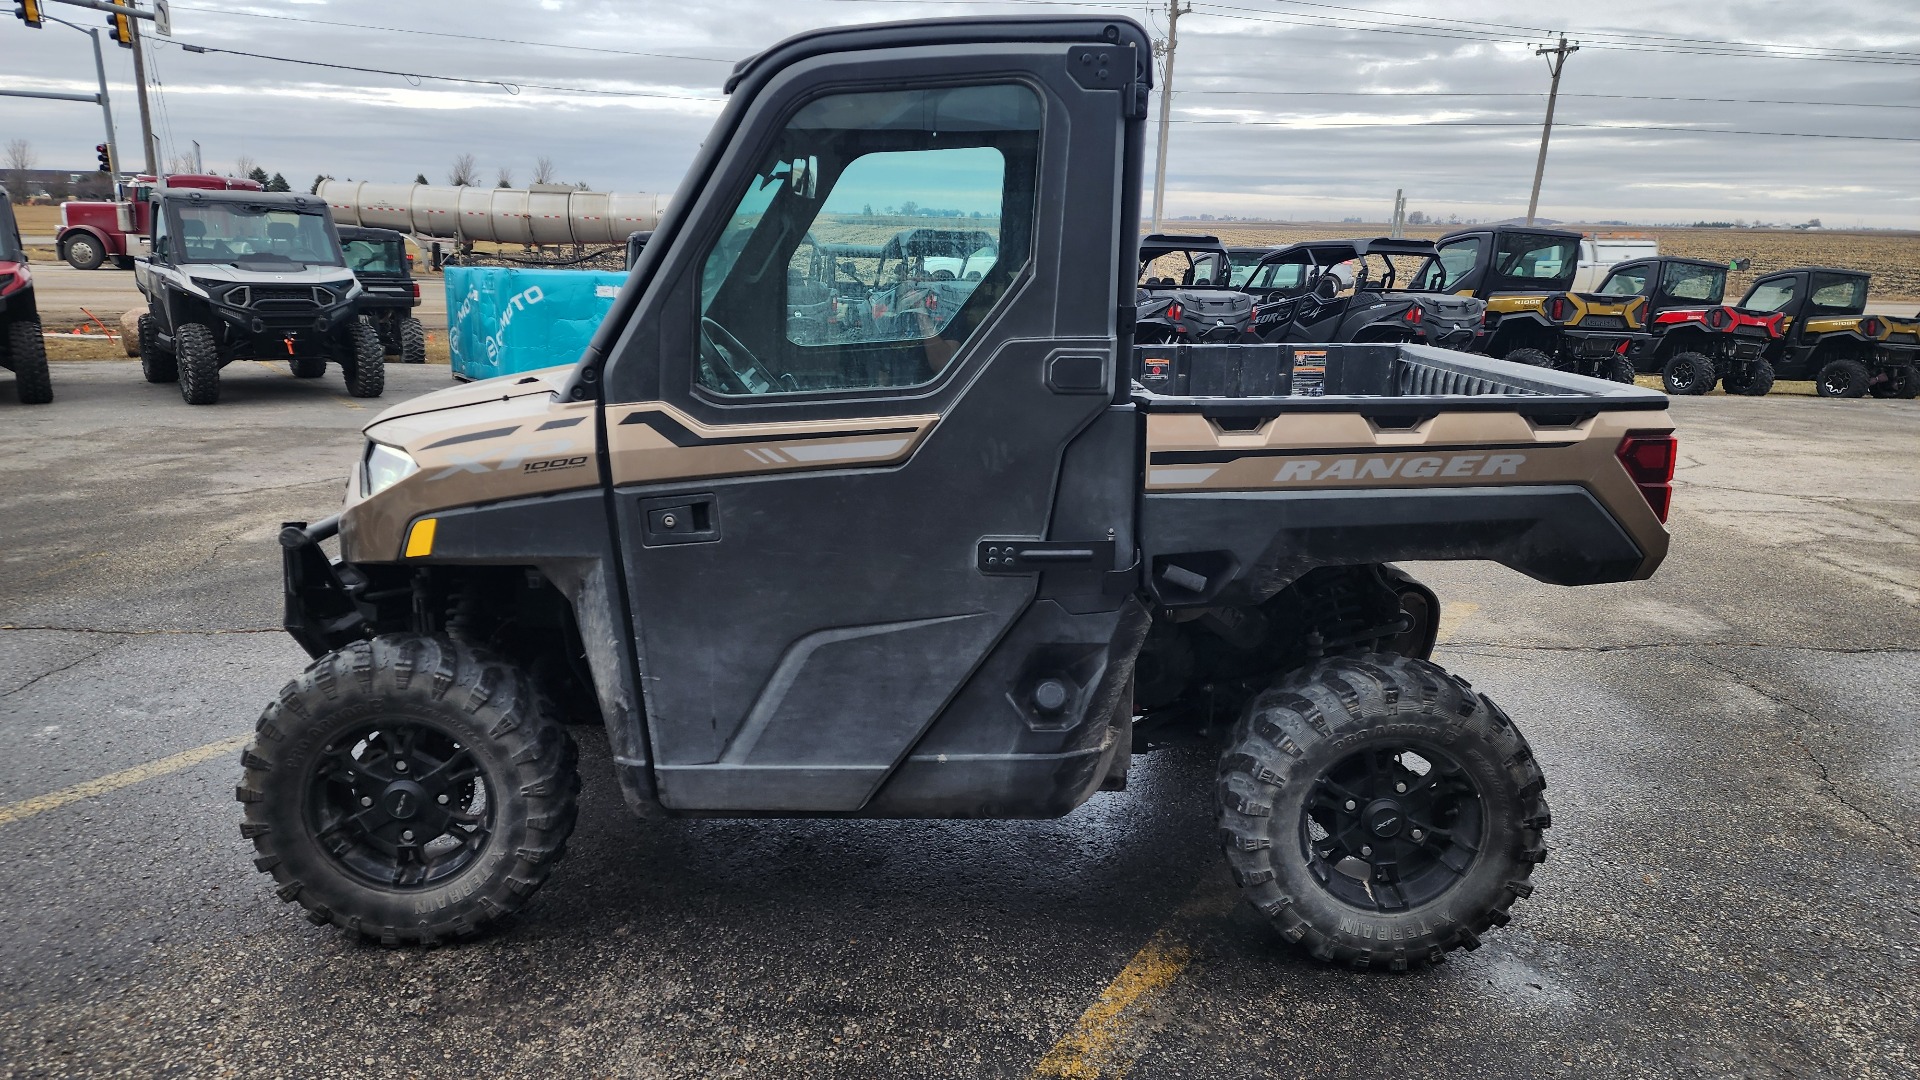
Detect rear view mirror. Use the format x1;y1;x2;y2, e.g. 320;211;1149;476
1729;257;1753;272
790;156;818;200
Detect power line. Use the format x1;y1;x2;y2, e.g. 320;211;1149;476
162;39;725;102
1170;118;1920;141
1179;90;1920;109
168;3;740;64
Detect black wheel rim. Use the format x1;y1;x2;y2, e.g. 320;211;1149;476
305;718;494;888
1300;742;1485;911
1669;364;1696;393
1819;370;1847;396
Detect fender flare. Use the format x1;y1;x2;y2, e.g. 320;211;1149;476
55;224;116;257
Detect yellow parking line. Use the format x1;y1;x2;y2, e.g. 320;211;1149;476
1029;887;1233;1079
1033;593;1477;1077
0;735;247;829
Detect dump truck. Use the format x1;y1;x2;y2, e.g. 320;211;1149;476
243;15;1677;971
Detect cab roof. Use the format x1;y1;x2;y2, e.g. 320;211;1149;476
1439;224;1584;243
157;189;329;211
727;15;1153;93
1254;237;1437;265
336;225;406;243
1756;265;1869;280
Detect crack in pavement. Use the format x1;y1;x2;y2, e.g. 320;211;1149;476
1;637;125;699
1697;655;1918;855
1445;641;1919;655
1;625;280;637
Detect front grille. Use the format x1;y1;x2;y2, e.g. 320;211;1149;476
240;285;327;313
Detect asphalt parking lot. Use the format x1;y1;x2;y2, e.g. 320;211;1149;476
1;362;1915;1078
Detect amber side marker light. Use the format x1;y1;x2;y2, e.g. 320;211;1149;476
1617;432;1677;523
405;518;438;558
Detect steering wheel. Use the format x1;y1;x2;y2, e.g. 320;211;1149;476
699;316;785;395
1311;275;1340;303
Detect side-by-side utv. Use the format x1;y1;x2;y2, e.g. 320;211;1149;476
243;17;1677;972
0;193;52;405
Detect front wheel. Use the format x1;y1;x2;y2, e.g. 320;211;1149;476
1503;347;1554;369
237;635;580;945
175;322;221;405
5;318;53;404
1604;355;1638;384
1723;358;1775;397
1217;653;1548;970
63;235;105;271
400;317;428;364
1868;365;1917;399
342;318;387;398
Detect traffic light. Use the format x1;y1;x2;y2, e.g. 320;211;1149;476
96;144;112;174
105;0;133;47
13;0;44;29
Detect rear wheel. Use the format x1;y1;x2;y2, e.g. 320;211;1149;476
5;318;53;405
1662;351;1716;395
1217;653;1548;970
175;322;221;405
1503;347;1553;369
400;318;428;364
1723;358;1775;397
1868;365;1917;399
342;318;386;398
237;635;580;945
1603;355;1638;384
62;235;105;271
1815;357;1870;399
138;314;177;383
289;355;327;378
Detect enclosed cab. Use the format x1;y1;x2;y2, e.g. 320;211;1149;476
56;173;264;271
1733;267;1918;398
1238;237;1484;350
245;16;1677;971
1577;257;1779;396
0;193;52;404
133;189;383;404
1136;233;1255;342
338;226;428;365
1408;225;1582;362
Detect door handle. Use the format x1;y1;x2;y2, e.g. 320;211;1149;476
640;493;720;546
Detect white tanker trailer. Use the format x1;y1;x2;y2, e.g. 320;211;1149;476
317;180;669;248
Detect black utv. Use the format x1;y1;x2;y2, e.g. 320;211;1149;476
0;192;52;405
1732;267;1919;398
1408;225;1582;362
338;226;427;365
1241;237;1484;349
1136;233;1254;343
133;189;383;405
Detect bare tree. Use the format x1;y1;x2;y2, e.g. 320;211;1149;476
447;153;478;187
532;155;558;185
496;166;514;189
233;154;258;179
168;153;199;175
4;139;33;201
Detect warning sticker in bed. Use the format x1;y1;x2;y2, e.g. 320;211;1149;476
1291;349;1327;397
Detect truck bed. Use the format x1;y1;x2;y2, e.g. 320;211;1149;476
1131;342;1674;605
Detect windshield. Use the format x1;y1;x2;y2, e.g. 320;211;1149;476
342;236;406;274
1493;232;1576;284
1660;262;1725;303
172;203;343;266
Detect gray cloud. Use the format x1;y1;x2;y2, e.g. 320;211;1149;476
2;0;1915;225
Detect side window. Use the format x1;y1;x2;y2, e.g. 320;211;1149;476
697;83;1040;396
1744;279;1797;313
1660;262;1724;302
1253;259;1306;292
150;206;169;260
1597;266;1648;296
1808;273;1867;315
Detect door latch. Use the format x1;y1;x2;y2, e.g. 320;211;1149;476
640;493;719;546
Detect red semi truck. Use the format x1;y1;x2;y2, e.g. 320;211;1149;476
56;174;264;271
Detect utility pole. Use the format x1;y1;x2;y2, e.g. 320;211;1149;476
127;7;157;175
1149;0;1191;234
1389;188;1406;239
1524;35;1577;227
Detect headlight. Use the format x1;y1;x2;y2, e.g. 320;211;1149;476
362;442;418;497
186;277;223;297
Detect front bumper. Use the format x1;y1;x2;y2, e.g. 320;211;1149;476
201;284;358;336
279;516;369;658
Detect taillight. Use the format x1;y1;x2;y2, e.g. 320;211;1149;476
1403;304;1423;323
1704;306;1731;331
1764;313;1785;338
1545;295;1570;322
1617;432;1677;523
0;269;18;297
410;282;421;299
1861;316;1885;339
1616;339;1630;355
1167;302;1184;322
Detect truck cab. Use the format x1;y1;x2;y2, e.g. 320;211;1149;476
56;173;264;271
246;16;1676;968
1407;225;1582;361
1733;267;1918;397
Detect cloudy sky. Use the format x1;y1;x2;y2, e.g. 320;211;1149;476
3;0;1917;226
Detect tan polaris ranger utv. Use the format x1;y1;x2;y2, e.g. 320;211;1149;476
242;16;1677;970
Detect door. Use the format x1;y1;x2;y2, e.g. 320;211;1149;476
597;27;1148;812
